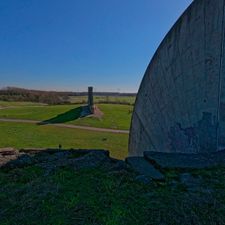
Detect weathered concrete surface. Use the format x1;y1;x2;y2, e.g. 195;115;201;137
129;0;225;156
144;150;225;169
126;157;165;181
88;86;94;113
0;148;125;171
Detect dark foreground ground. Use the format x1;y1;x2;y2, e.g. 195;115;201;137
0;149;225;225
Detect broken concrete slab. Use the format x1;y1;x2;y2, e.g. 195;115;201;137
0;148;21;167
0;148;110;169
125;157;165;181
0;147;18;156
135;175;153;184
179;173;202;192
144;150;225;170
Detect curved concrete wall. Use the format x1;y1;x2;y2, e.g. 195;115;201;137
129;0;225;156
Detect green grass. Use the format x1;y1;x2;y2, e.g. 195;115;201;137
71;104;132;130
0;104;77;121
0;122;128;159
1;163;225;225
0;104;133;130
0;101;46;107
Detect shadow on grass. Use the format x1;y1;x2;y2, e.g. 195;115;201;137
38;106;84;125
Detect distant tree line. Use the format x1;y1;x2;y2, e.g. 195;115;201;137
0;87;137;105
69;92;136;97
0;87;70;105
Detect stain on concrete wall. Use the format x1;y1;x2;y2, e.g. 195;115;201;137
168;112;217;153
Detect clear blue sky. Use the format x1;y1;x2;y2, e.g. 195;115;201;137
0;0;192;92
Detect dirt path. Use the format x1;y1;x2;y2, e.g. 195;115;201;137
0;118;129;134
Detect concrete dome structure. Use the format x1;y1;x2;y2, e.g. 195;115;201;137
129;0;225;156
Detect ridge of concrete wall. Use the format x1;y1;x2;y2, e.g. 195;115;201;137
129;0;225;156
218;1;225;150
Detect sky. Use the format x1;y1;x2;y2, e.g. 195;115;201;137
0;0;193;93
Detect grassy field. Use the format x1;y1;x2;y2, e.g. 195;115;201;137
72;104;132;130
0;103;133;130
1;160;225;225
0;122;128;159
0;101;131;159
0;101;46;107
0;104;77;121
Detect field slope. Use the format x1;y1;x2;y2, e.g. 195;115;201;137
0;103;132;130
0;122;128;159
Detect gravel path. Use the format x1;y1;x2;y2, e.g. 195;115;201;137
0;118;129;134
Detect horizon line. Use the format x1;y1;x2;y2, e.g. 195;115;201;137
0;86;137;94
